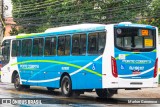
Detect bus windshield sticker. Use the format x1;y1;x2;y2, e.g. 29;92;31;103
119;54;126;60
144;39;153;47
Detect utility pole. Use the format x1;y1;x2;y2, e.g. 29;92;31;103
0;0;4;45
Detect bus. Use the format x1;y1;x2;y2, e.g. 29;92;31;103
1;22;159;98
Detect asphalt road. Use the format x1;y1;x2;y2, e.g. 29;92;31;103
0;82;159;107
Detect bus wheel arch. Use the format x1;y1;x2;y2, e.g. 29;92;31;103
12;70;18;83
60;72;72;97
95;89;117;98
13;72;23;90
12;71;30;90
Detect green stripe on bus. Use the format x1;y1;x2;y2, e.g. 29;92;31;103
152;49;157;52
11;60;102;77
16;33;43;39
115;50;156;60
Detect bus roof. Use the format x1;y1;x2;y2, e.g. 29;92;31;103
116;22;156;29
45;23;106;33
2;23;156;40
14;23;106;39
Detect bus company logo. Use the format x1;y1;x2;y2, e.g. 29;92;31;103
122;60;151;64
20;64;39;69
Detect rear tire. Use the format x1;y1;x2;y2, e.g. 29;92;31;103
96;89;116;98
61;75;72;97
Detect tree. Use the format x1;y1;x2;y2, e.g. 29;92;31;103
11;0;156;34
138;0;160;32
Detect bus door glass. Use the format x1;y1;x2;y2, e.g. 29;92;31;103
2;39;11;67
114;27;156;79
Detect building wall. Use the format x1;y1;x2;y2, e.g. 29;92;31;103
3;0;12;18
3;0;16;36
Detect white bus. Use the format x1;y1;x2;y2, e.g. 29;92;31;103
1;22;159;97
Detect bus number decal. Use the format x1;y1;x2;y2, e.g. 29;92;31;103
61;67;70;71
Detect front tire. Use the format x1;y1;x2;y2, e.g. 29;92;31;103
96;89;116;98
61;75;72;97
14;74;23;90
14;74;30;90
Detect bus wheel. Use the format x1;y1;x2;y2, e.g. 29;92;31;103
61;75;72;97
96;89;115;98
47;87;55;91
23;85;30;90
14;74;23;90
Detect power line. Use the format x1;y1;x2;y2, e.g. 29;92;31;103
13;1;148;18
12;2;148;22
8;0;158;33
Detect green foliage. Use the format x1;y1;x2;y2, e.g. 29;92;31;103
138;0;160;32
9;26;19;35
11;0;159;34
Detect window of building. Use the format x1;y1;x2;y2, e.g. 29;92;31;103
22;39;32;56
12;40;21;57
45;37;56;56
32;38;44;56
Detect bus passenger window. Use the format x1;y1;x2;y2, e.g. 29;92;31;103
88;33;98;54
72;34;86;55
80;34;86;55
58;36;65;56
65;36;70;55
98;32;106;54
72;35;80;55
32;38;44;56
22;39;32;56
12;40;21;57
88;32;106;55
45;37;57;56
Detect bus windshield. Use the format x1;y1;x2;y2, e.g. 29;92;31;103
114;27;156;52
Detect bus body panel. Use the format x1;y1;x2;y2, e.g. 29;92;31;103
115;48;156;79
16;56;103;89
102;25;119;88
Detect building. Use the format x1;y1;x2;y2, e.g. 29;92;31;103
3;0;16;36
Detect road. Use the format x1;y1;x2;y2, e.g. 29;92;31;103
0;82;159;107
